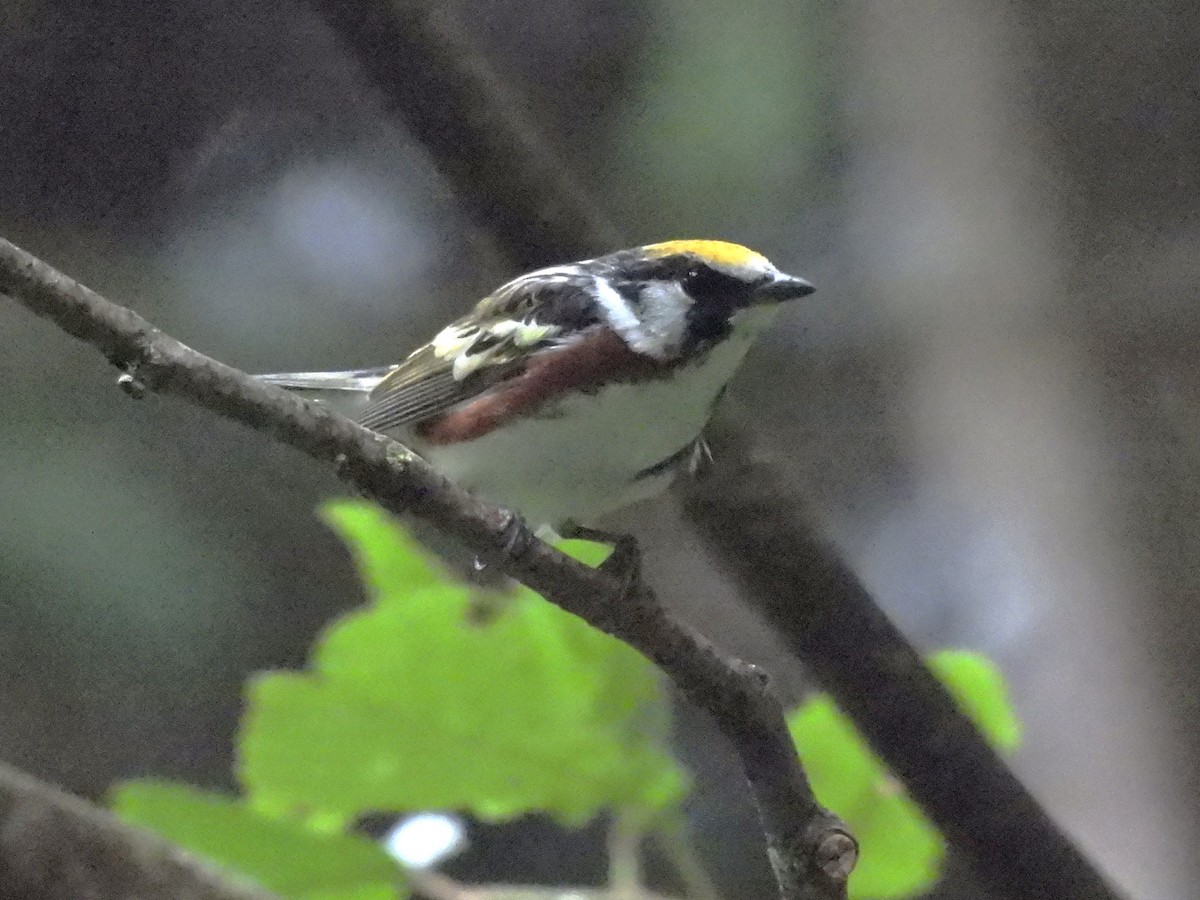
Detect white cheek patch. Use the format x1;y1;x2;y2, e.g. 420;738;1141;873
594;279;692;359
629;281;692;358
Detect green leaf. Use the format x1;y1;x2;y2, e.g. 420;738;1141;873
789;650;1021;899
789;699;942;899
555;538;614;569
928;650;1022;752
111;781;404;899
319;501;445;599
239;501;685;825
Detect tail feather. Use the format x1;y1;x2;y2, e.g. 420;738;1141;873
257;366;395;393
257;367;397;422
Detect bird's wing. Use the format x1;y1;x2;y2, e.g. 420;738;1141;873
359;273;603;433
357;344;520;432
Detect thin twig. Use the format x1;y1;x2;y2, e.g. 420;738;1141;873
607;814;643;899
411;868;681;900
680;420;1128;900
0;237;852;900
0;761;278;900
654;828;722;900
410;870;469;900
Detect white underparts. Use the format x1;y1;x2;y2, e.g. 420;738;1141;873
409;304;780;526
263;304;782;528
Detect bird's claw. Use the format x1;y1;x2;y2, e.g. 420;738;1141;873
499;509;537;561
559;522;643;600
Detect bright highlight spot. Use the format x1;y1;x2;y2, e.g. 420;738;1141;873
384;813;466;869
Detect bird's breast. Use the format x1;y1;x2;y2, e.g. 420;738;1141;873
407;316;773;526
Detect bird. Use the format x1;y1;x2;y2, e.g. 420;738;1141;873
258;240;813;534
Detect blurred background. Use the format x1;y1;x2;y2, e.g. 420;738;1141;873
1;0;1198;897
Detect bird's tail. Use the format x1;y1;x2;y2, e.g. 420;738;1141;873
259;366;514;592
256;366;395;419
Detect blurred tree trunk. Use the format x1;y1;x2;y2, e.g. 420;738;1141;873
841;1;1198;897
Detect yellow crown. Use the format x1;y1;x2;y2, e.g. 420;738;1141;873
644;239;769;269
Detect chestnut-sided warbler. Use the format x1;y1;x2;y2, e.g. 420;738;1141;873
260;240;813;530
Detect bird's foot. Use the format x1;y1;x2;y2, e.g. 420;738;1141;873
498;509;538;562
559;521;643;601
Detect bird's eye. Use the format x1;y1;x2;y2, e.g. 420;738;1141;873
682;264;754;304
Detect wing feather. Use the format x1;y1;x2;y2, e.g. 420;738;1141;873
360;371;501;432
357;273;603;433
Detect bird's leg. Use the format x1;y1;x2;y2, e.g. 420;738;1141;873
498;509;538;561
559;521;643;599
687;435;714;478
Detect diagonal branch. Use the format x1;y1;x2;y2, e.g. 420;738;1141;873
681;422;1128;900
0;237;853;900
275;6;1122;899
302;0;623;270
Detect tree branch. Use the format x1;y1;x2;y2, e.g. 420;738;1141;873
680;422;1127;900
0;237;853;900
0;761;278;900
302;0;624;270
268;6;1121;898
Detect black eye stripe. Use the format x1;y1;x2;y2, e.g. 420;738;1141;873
583;250;772;356
595;250;764;295
676;263;767;354
681;263;759;303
